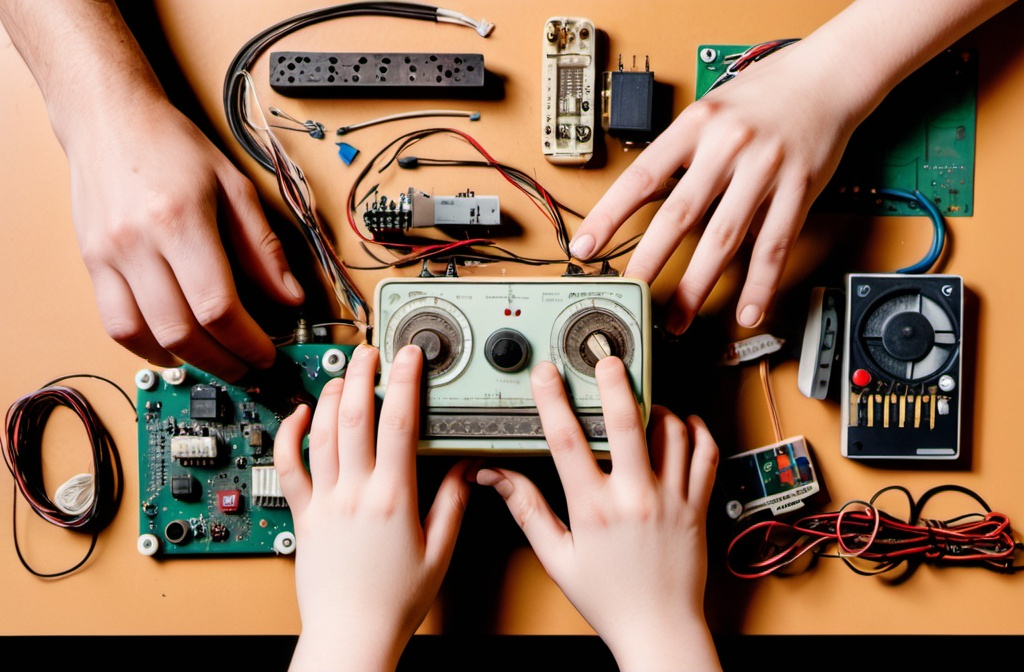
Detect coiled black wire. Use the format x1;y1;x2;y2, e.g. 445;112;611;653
2;375;132;578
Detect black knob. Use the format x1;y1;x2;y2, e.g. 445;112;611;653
485;329;531;373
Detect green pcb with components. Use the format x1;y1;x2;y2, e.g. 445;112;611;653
696;45;977;217
137;343;354;557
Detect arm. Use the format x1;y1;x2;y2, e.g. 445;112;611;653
572;0;1016;334
0;0;304;380
474;358;721;671
276;345;470;672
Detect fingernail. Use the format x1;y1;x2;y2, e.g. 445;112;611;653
463;459;485;483
666;313;689;336
475;468;513;498
351;343;374;363
395;343;422;364
738;304;764;328
569;234;595;260
283;271;304;302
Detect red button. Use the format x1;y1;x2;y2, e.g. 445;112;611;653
852;369;872;387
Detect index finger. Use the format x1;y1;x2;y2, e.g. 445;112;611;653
531;361;602;500
571;118;697;261
594;356;654;485
374;344;424;485
162;212;278;370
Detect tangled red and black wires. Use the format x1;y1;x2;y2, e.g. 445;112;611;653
345;127;643;270
726;484;1022;581
2;375;131;577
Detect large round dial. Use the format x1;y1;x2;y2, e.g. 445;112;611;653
384;297;472;384
552;299;638;378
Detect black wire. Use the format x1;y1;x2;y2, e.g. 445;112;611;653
223;2;442;172
2;375;133;578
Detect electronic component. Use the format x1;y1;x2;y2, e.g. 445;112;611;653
541;17;596;165
373;277;651;454
798;287;844;399
170;435;218;464
252;466;287;508
170;474;201;502
841;274;963;459
217;490;243;514
270;52;485;96
363;188;500;237
189;384;223;421
601;55;655;146
720;436;821;521
137;343;356;557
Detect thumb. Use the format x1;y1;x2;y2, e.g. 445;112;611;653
220;171;305;306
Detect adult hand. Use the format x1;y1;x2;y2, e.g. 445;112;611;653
474;358;721;671
571;41;857;334
276;345;471;672
66;97;304;381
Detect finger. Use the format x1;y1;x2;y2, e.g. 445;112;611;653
89;265;177;367
307;377;344;487
734;175;811;329
531;361;602;499
122;257;249;381
622;136;742;284
474;466;573;584
159;208;278;370
375;344;423;485
666;146;782;333
571;114;700;261
647;406;687;494
422;460;472;574
218;169;305;307
276;404;312;516
594;357;653;484
335;345;379;481
683;416;720;513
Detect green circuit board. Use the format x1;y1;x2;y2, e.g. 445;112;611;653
136;343;355;557
696;44;977;217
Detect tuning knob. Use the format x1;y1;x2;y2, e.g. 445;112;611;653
411;328;449;367
485;329;531;373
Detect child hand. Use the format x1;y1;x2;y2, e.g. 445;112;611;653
276;345;471;671
474;358;721;671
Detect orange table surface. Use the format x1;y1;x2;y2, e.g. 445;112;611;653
2;0;1024;644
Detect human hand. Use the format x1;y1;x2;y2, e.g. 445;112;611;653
473;358;721;671
276;345;471;672
571;42;859;334
63;96;304;381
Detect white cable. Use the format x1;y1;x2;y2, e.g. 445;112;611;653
337;109;480;135
53;473;95;516
436;8;494;37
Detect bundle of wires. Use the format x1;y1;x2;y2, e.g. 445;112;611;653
705;39;800;94
346;127;642;270
238;72;371;328
223;1;494;172
222;2;494;326
2;375;130;578
726;485;1021;580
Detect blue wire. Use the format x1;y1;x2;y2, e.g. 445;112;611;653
875;188;946;274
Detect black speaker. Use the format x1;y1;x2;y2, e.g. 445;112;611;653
841;273;963;459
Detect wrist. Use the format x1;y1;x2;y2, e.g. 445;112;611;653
606;620;720;672
291;623;408;672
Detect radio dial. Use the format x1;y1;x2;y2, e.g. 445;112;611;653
411;329;448;366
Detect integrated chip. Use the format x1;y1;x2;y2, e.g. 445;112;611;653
217;490;243;514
